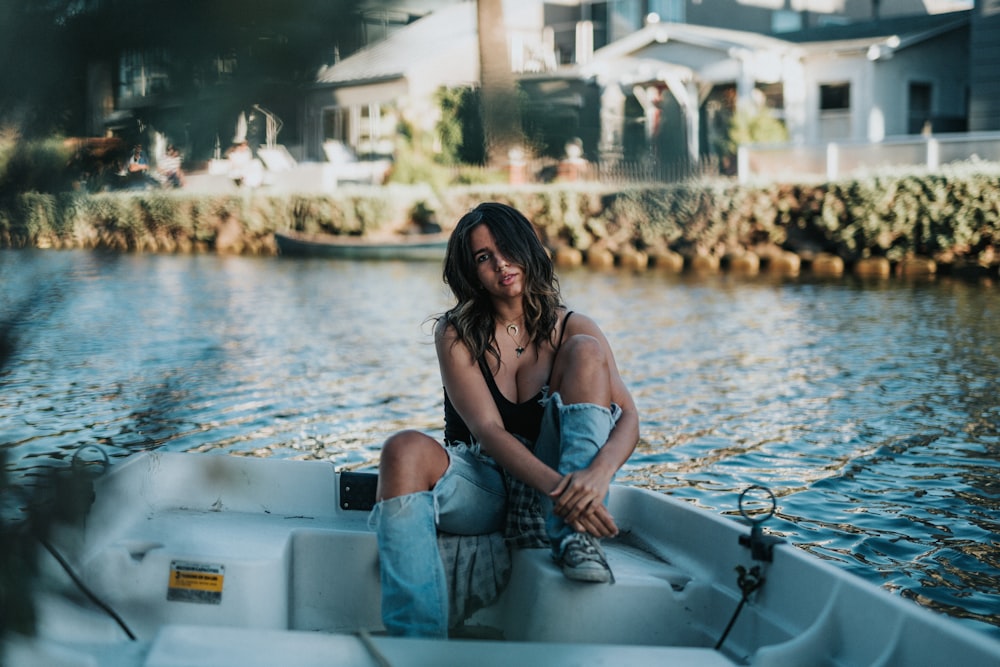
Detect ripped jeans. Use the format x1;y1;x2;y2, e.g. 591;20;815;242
368;390;621;637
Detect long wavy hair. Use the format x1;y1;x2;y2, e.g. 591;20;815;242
440;202;563;370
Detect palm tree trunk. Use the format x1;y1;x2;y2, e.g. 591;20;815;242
477;0;524;168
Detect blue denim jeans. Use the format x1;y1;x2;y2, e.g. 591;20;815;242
369;391;620;636
533;391;622;553
368;442;506;636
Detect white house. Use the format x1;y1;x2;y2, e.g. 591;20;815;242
303;1;548;162
303;1;978;178
784;12;971;144
574;21;806;165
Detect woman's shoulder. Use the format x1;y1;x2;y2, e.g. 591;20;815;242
561;309;600;334
434;316;481;368
434;314;471;350
433;315;456;342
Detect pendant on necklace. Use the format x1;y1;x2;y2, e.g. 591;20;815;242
506;323;524;357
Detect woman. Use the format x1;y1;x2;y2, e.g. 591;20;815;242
370;202;639;637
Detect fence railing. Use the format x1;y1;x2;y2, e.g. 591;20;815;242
737;131;1000;183
594;156;721;184
469;155;721;186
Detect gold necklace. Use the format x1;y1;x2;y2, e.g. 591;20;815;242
504;321;526;357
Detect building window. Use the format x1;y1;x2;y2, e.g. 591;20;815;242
648;0;684;23
756;82;784;112
609;0;642;38
772;10;802;33
608;0;683;35
908;82;932;134
361;9;411;46
323;107;349;144
819;82;850;110
118;49;170;101
322;103;397;159
215;51;238;82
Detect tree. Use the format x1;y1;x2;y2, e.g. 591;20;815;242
435;86;485;166
476;0;524;168
2;0;363;155
0;2;84;137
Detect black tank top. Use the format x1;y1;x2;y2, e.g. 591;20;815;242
443;312;573;445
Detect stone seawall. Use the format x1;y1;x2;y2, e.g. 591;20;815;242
2;168;999;281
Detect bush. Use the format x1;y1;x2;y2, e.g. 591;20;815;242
0;132;74;196
1;163;998;268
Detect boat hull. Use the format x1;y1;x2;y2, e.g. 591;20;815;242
18;451;1000;667
274;230;448;261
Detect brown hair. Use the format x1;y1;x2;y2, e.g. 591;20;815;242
440;202;563;369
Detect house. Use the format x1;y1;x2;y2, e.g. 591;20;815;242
69;0;985;179
780;11;971;143
541;0;974;56
563;21;805;167
739;11;985;181
969;0;1000;131
530;8;977;171
304;1;547;163
304;5;808;168
304;2;479;162
306;1;983;180
70;1;436;165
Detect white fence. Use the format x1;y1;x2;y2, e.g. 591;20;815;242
737;131;1000;183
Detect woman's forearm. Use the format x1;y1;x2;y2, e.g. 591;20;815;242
477;422;563;493
590;406;639;481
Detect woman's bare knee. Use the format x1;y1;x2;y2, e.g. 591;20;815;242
377;430;449;499
551;335;611;404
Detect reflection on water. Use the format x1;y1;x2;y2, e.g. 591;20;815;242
2;249;999;637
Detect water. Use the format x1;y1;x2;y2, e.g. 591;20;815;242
2;248;999;638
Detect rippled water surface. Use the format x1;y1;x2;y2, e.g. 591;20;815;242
2;248;999;638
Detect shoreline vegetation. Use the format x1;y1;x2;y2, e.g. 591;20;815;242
2;162;999;281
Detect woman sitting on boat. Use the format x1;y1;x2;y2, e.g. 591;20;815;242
370;202;639;637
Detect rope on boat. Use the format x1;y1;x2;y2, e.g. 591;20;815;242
357;629;394;667
715;565;765;650
37;445;137;640
715;485;785;652
40;537;137;640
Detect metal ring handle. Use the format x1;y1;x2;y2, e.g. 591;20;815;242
71;444;110;478
738;485;776;524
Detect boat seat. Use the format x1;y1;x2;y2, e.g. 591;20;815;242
464;533;710;647
73;455;709;649
76;507;383;639
72;455;381;639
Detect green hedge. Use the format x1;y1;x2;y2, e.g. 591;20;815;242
2;162;999;266
0;190;401;253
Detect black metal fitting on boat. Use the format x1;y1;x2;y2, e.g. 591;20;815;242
340;471;379;511
737;485;784;562
715;563;767;651
717;485;786;652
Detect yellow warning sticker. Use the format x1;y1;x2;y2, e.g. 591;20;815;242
168;560;224;604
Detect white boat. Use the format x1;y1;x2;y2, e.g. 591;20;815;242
10;451;1000;667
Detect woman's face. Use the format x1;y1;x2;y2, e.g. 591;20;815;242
469;224;523;301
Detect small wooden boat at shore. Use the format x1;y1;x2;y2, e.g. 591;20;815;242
274;229;448;261
11;450;1000;666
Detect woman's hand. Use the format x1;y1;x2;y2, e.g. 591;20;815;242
550;467;618;538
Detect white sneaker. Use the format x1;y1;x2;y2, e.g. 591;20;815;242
558;533;614;584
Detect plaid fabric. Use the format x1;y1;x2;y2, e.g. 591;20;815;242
502;470;549;549
438;531;511;627
434;471;547;628
434;430;551;627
